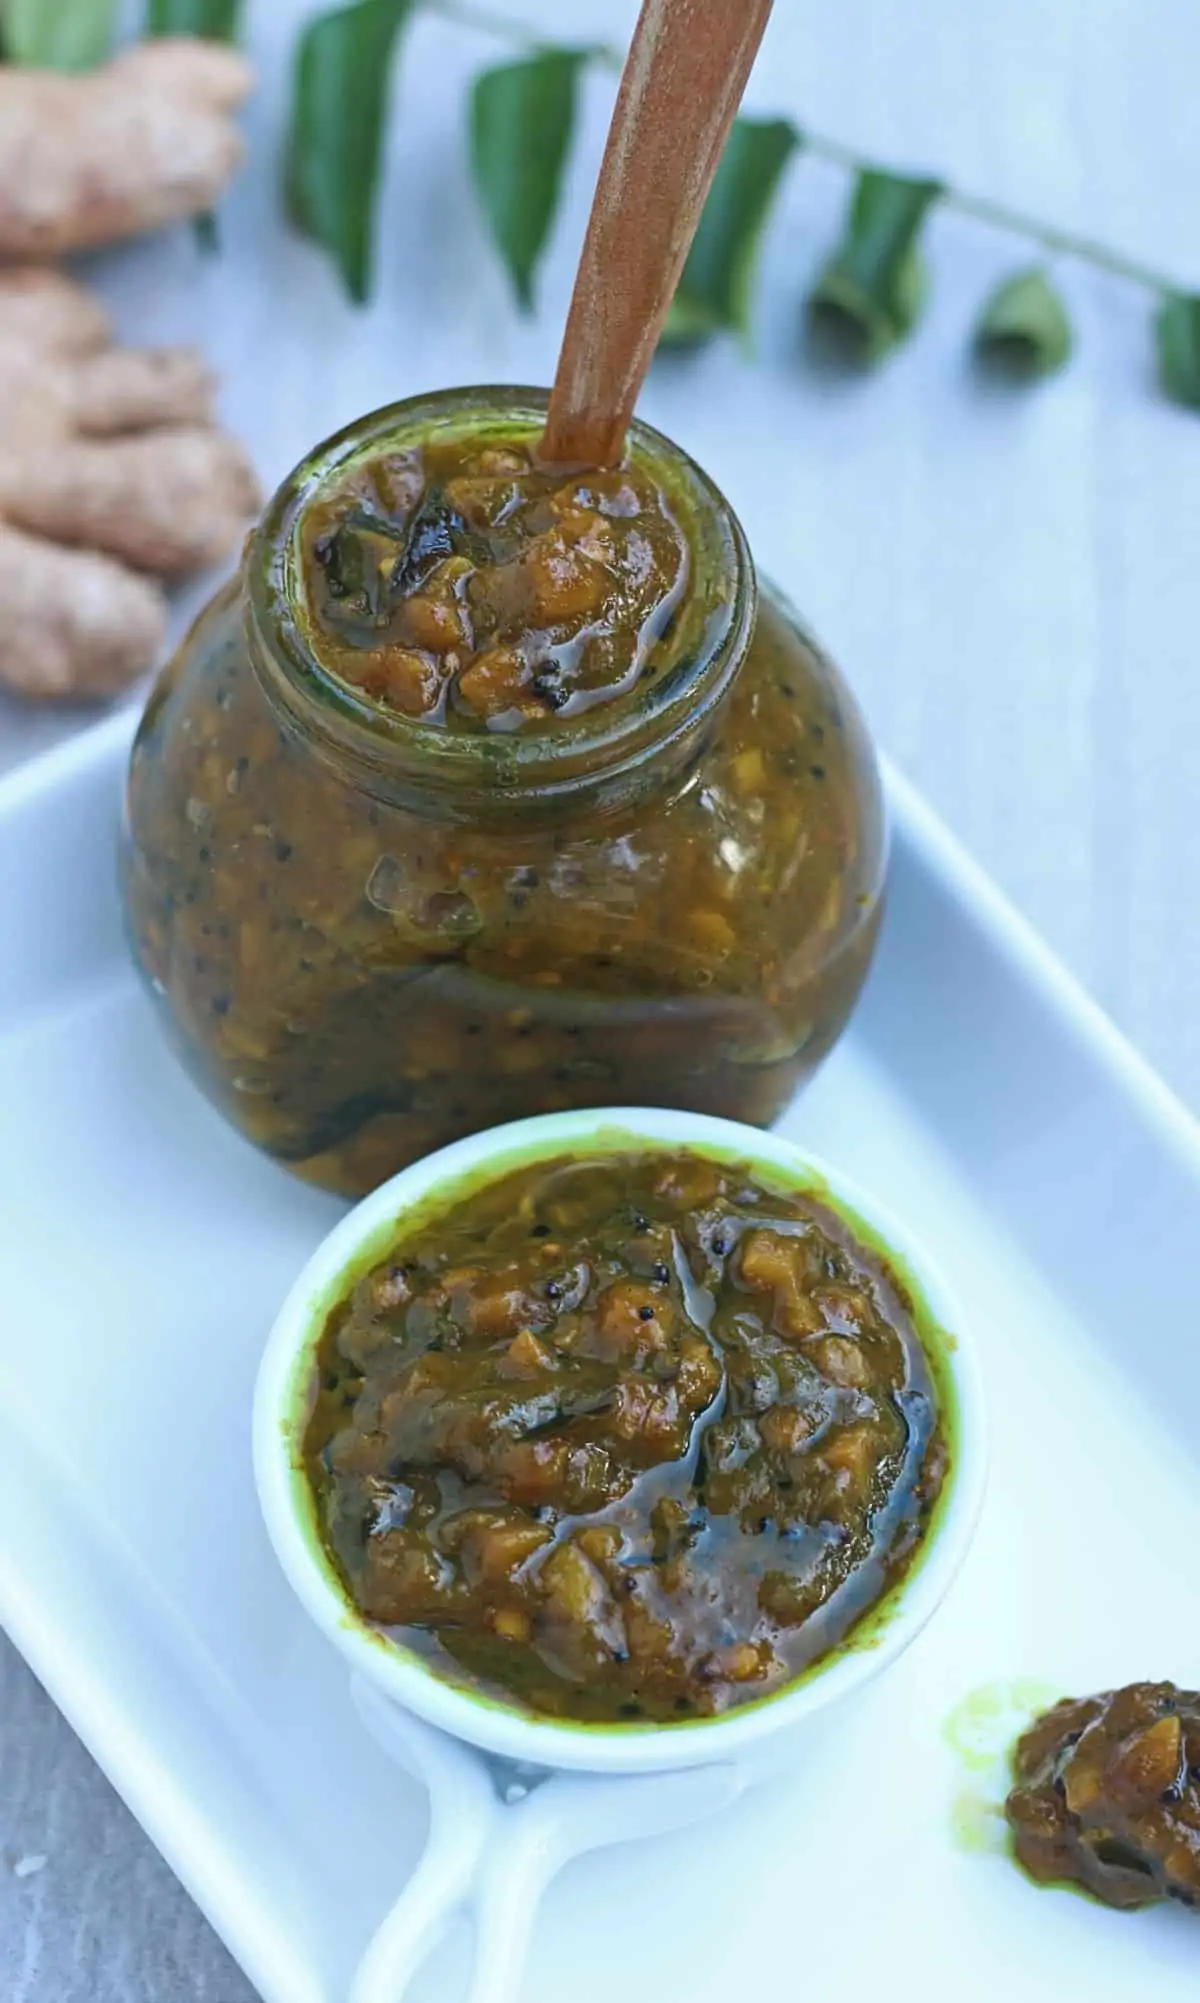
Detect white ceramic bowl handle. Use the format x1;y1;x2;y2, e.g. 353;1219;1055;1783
349;1678;743;2003
463;1763;744;2003
348;1682;497;2003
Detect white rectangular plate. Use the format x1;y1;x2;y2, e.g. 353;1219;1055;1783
3;711;1200;2003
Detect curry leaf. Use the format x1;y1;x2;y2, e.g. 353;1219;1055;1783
660;116;801;350
145;0;242;32
469;50;588;312
1155;292;1200;412
285;0;415;305
974;266;1072;378
2;0;117;67
808;168;943;363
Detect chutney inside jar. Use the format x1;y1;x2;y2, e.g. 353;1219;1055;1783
302;1147;950;1724
122;390;885;1196
299;431;692;729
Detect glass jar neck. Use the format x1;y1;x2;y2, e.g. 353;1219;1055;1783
243;387;755;826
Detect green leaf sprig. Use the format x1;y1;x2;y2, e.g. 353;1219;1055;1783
7;0;1200;414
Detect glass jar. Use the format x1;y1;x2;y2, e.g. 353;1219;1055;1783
121;389;885;1197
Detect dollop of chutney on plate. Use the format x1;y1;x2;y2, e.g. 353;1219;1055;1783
1006;1682;1200;1909
303;1149;949;1724
300;434;690;729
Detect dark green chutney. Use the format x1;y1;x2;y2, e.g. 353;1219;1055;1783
303;1147;949;1724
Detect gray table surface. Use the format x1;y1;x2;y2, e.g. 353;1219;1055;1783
4;0;1200;1995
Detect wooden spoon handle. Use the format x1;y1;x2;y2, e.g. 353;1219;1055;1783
540;0;775;469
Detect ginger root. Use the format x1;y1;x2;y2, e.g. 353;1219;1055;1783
0;39;252;258
0;267;259;700
0;37;259;699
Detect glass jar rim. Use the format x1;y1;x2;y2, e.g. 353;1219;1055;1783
244;386;755;817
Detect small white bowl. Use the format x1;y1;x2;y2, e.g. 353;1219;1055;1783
255;1107;987;2001
255;1106;986;1778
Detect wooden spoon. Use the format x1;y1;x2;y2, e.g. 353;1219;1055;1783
540;0;776;469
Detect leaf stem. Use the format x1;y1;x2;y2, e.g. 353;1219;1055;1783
944;190;1175;296
421;0;557;57
801;130;1175;295
421;0;1186;301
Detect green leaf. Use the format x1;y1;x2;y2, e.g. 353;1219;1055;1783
469;50;587;312
285;0;415;305
660;116;801;351
145;0;242;32
2;0;117;67
808;168;943;364
974;266;1072;378
1155;292;1200;412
